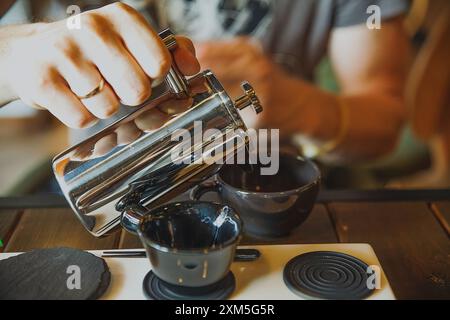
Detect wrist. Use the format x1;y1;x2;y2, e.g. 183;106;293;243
298;97;349;158
0;24;44;105
0;43;17;105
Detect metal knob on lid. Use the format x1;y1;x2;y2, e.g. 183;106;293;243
234;82;263;114
159;29;189;97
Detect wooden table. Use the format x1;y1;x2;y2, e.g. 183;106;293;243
0;190;449;300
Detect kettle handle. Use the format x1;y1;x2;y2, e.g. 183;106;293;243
159;29;190;97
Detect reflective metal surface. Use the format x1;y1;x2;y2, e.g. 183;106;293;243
54;74;260;236
159;29;190;97
53;29;262;237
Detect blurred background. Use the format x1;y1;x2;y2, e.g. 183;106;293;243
0;0;449;196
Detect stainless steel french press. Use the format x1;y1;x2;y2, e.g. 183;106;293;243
52;29;263;237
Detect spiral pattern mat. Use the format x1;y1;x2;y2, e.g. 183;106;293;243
283;251;375;300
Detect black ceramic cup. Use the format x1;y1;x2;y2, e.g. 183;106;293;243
191;153;321;238
137;201;242;287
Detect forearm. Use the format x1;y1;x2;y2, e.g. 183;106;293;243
332;92;405;162
263;74;406;163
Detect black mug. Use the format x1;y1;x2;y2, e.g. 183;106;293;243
191;153;321;238
137;201;242;287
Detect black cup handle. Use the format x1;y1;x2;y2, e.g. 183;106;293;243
190;181;222;201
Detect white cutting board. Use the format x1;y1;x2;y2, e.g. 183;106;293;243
0;243;395;300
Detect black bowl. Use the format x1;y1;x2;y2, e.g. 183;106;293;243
192;153;321;238
138;201;242;287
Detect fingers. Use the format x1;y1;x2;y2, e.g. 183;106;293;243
54;41;101;97
196;40;242;63
93;133;117;158
67;3;200;110
196;37;259;57
81;82;120;119
132;95;194;133
198;54;243;87
55;42;120;118
78;13;152;106
104;3;200;78
196;38;256;74
196;39;268;92
115;121;142;145
134;109;171;131
11;2;203;129
103;2;171;80
34;71;97;128
158;97;193;115
195;42;240;79
174;36;201;76
71;142;94;161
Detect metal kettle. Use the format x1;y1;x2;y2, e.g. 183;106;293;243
52;29;262;237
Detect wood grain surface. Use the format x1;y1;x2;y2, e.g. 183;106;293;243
118;204;337;249
4;209;120;252
1;200;449;299
0;209;22;252
431;202;450;236
328;202;450;299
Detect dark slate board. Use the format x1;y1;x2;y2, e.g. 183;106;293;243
0;247;110;300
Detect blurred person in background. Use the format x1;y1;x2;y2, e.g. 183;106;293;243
0;0;411;185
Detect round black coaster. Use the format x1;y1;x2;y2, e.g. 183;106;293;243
0;247;110;300
143;271;235;300
283;251;374;300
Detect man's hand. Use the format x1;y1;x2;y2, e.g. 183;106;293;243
196;37;314;133
0;2;200;128
196;37;282;108
71;78;210;161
